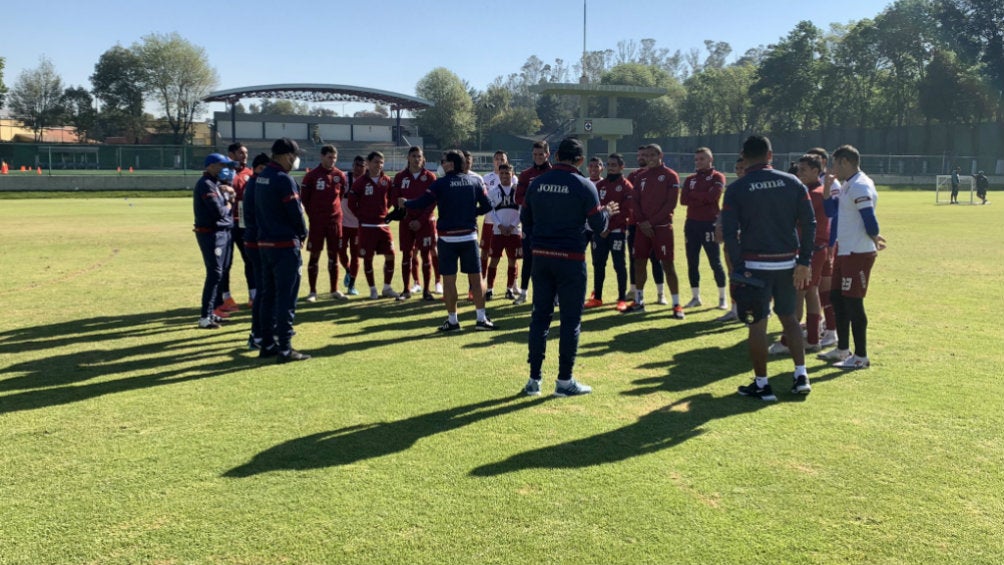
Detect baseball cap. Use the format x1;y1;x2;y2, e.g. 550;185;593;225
204;153;237;167
271;137;300;155
251;152;271;168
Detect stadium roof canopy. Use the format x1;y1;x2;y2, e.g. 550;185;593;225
203;84;433;111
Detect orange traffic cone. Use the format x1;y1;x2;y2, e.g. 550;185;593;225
129;166;134;173
117;166;122;173
36;166;42;175
20;165;26;172
1;161;8;175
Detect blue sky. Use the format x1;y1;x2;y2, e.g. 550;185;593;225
2;0;889;117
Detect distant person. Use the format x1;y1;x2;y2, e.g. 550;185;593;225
240;152;272;349
520;137;619;397
347;151;400;300
391;146;438;300
585;153;634;310
680;147;728;311
485;163;522;301
513;141;552;305
626;145;667;306
975;170;989;205
193;153;236;329
721;135;816;401
950;167;961;204
818;144;886;370
224;141;254;310
300;144;348;302
481;150;510;281
254;138;310;363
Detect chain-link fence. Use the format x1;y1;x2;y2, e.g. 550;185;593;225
0;143;209;175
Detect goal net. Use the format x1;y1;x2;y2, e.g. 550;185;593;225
935;175;975;205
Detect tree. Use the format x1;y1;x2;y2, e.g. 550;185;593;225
937;0;1004;120
91;45;147;142
749;21;827;132
8;56;65;141
133;33;218;144
600;63;685;137
61;86;96;141
414;68;474;147
251;99;309;115
0;57;8;110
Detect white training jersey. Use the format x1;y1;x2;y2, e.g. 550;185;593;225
488;184;521;235
836;170;878;256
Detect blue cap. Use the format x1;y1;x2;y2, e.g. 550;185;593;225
204;153;237;167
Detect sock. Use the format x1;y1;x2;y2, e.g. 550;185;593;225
635;289;644;304
370;286;377;294
794;365;807;377
383;283;392;291
223;292;232;300
718;287;726;302
691;287;700;299
629;284;636;294
755;376;769;388
671;294;680;306
476;308;486;322
656;283;665;296
249;289;257;300
806;313;822;345
448;311;459;324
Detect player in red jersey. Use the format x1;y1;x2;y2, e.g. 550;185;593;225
586;153;635;310
622;144;684;318
512;141;552;305
680;147;728;311
391;146;438;300
346;151;399;299
626;146;667;305
300;145;349;302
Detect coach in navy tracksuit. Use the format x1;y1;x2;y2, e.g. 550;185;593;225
254;138;310;363
240;152;271;349
520;137;618;397
401;149;493;331
193;153;237;329
721;135;816;402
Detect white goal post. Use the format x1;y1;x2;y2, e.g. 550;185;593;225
935;175;975;204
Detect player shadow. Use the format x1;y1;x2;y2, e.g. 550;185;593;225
469;392;771;476
623;341;750;396
223;395;550;477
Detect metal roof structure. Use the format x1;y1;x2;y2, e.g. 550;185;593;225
203;84;433;110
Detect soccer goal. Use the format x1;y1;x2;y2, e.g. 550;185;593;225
935;175;975;205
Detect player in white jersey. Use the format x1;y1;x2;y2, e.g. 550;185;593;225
485;163;522;299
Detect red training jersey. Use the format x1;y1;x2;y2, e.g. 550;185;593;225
347;174;393;225
231;165;254;223
632;165;680;227
806;181;830;247
392;168;438;223
300;165;348;219
681;168;725;223
595;175;635;232
516;162;551;205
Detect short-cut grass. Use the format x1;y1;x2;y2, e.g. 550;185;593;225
0;191;1001;564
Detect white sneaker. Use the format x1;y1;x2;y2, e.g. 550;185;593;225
767;341;790;355
656;293;668;305
305;292;317;303
717;301;730;310
833;354;870;370
434;282;444;294
819;330;838;347
410;283;422;294
817;347;851;361
513;290;527;305
382;287;400;299
331;290;348;300
683;298;702;308
369;288;379;300
715;310;738;322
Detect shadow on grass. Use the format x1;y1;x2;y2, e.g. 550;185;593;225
223;395;550;477
469;392;772;476
0;307;258;414
624;340;750;395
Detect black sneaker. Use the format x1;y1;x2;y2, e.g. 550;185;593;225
258;345;279;359
475;318;496;331
438;320;461;332
247;334;261;350
423;292;436;301
737;379;777;401
791;374;812;394
505;289;515;300
485;290;494;301
621;302;645;314
198;318;221;330
277;349;311;363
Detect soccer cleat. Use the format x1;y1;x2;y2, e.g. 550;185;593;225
717;300;730;310
512;292;527;305
258;344;279;359
791;374;812;394
347;286;359;296
221;297;240;312
616;300;630;312
505;289;515;300
475;318;496;331
485;290;494;301
767;341;791;355
819;329;838;347
198;317;221;329
817;347;851;362
382;287;400;299
715;310;738;323
833;354;870;370
554;378;593;397
522;378;542;396
277;349;311;363
396;290;412;301
656;293;669;305
437;319;461;333
672;305;685;319
369;288;379;300
331;290;348;300
621;302;645;314
305;292;318;303
737;380;777;402
684;298;702;308
434;282;444;294
584;297;604;308
422;291;436;301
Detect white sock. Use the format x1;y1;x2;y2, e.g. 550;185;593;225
370;286;378;294
476;308;486;322
718;287;726;302
635;289;644;304
448;312;459;324
691;287;700;300
755;376;769;388
794;365;807;377
671;294;680;306
629;284;636;294
383;283;393;291
656;283;665;295
223;292;232;300
249;289;257;300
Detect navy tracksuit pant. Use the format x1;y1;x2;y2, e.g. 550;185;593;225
528;255;587;381
259;247;302;351
590;231;628;301
246;245;264;342
196;230;231;318
684;219;726;289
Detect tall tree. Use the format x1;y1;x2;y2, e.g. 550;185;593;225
0;57;8;110
8;56;65;141
91;45;147;142
937;0;1004;120
749;21;827;132
601;63;685;137
133;33;218;144
414;68;474;147
61;86;96;142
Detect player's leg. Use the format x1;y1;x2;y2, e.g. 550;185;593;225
327;220;341;295
398;224;416;295
588;233;608;304
610;233;628;305
527;256;557;381
656;226;682;316
555;259;587;382
684;220;703;306
305;225;324;300
702;223;728;308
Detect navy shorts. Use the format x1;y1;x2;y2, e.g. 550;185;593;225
437;239;480;276
732;267;797;324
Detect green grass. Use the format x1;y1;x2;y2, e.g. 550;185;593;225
0;194;1001;564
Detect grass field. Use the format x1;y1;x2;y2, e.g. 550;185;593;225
1;192;1002;564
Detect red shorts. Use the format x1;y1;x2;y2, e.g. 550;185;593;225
633;225;674;261
809;247;828;287
490;233;523;259
399;219;436;255
480;221;494;251
358;225;395;257
306;216;341;254
833;252;876;298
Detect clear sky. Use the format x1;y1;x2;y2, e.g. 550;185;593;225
2;0;889;117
